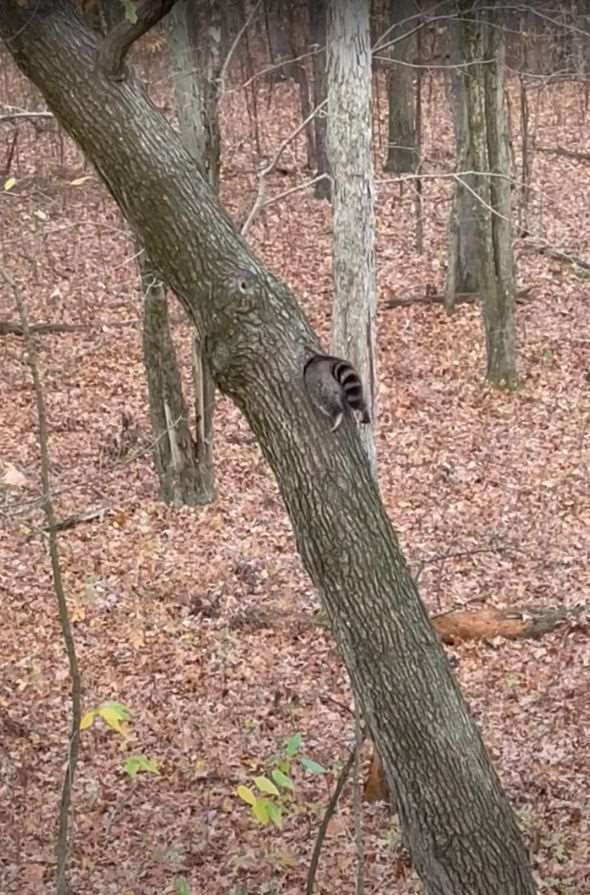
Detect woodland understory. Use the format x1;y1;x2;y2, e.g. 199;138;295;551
0;46;589;895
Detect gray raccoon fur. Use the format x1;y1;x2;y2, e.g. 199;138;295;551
303;353;370;431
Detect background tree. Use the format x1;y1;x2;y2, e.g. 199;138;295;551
383;0;418;173
460;2;517;387
85;0;213;505
445;8;480;308
167;0;223;502
0;5;538;893
309;0;331;199
327;0;377;470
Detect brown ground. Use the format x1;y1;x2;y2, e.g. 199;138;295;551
0;48;589;895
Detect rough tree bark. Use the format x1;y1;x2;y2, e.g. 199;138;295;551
327;0;377;471
0;5;536;894
460;3;518;387
445;10;480;310
383;0;418;173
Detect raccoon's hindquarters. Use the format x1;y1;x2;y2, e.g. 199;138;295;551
303;354;370;431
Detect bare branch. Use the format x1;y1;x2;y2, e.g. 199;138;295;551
0;269;82;895
241;99;328;236
306;732;367;895
0;111;54;122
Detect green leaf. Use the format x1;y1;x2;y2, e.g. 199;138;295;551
267;801;283;829
97;701;130;734
174;877;190;895
236;785;256;806
271;768;295;791
285;732;302;757
80;709;96;730
122;755;160;778
252;799;270;826
299;756;327;774
254;775;280;796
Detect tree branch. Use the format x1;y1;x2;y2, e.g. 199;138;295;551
97;0;178;79
0;269;82;895
306;732;366;895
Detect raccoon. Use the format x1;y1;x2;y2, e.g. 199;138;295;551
303;352;371;432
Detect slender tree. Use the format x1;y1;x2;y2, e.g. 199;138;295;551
85;0;211;505
445;10;480;309
460;2;517;387
0;5;536;893
327;0;377;471
168;0;222;502
309;0;331;199
383;0;418;173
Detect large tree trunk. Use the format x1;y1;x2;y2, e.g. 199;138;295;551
383;0;418;173
460;3;518;387
327;0;377;471
0;5;536;894
445;11;479;309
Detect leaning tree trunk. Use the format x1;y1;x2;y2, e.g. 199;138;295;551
444;10;480;311
168;0;222;503
383;0;418;173
0;5;536;894
327;0;377;471
460;3;518;387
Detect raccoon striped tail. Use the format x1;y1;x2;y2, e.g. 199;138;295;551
332;359;371;424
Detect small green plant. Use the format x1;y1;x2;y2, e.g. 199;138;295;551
81;701;159;779
122;755;160;778
174;877;190;895
80;701;131;734
236;732;326;828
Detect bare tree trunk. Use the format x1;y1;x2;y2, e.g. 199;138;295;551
89;0;211;504
264;0;294;81
383;0;418;173
460;3;517;387
445;11;480;311
168;0;220;503
310;0;331;199
140;253;212;505
327;0;376;471
1;5;537;892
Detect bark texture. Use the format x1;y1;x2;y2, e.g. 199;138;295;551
460;3;518;387
0;5;535;893
383;0;418;173
327;0;377;471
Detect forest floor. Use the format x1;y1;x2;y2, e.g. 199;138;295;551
1;51;589;895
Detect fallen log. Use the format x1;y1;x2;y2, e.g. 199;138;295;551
385;286;533;309
364;601;588;803
0;318;138;336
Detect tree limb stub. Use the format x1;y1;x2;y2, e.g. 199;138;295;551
0;5;536;892
97;0;178;79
